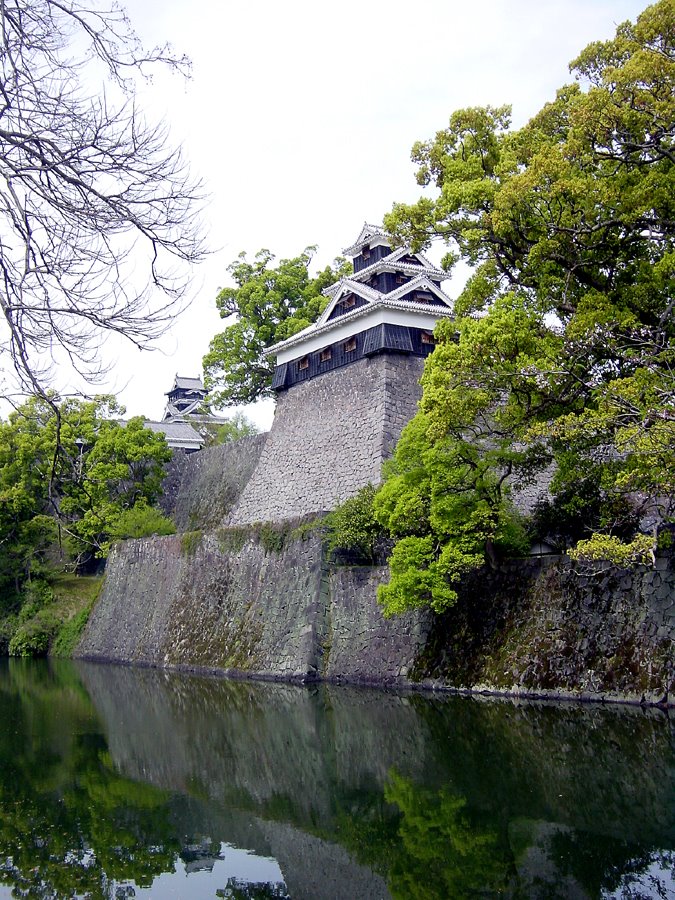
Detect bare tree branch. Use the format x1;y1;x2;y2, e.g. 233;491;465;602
0;0;207;398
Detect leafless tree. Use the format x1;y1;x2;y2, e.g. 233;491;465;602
0;0;207;400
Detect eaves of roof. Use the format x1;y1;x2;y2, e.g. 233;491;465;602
323;256;446;298
264;296;454;358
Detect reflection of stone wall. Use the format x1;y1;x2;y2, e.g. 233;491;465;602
76;664;433;824
76;663;675;849
258;822;390;900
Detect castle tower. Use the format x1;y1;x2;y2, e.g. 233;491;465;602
163;375;208;421
270;223;453;391
227;225;453;525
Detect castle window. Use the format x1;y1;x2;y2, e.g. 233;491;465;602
298;356;309;371
396;274;406;285
320;347;332;363
341;294;356;309
344;337;357;353
362;248;371;260
421;331;435;345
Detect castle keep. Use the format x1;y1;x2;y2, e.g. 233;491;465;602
227;224;454;525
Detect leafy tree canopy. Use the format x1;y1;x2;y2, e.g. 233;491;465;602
0;396;173;599
377;0;674;613
213;412;260;445
203;247;350;406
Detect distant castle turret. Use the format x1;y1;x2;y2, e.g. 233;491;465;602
143;375;226;453
163;375;209;421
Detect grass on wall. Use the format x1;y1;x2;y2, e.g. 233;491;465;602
4;573;102;658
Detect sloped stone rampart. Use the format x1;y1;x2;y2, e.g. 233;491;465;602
325;566;430;683
164;434;268;530
77;528;673;702
76;528;428;685
227;355;424;525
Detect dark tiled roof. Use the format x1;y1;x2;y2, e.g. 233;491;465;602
169;375;205;393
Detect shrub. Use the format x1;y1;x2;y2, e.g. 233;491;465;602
325;485;384;565
0;614;18;655
17;579;54;622
9;610;58;657
257;522;291;554
109;504;176;541
568;534;655;569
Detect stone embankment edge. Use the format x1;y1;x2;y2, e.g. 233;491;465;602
74;652;674;710
76;532;673;709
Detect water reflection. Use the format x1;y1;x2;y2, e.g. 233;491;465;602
0;658;672;899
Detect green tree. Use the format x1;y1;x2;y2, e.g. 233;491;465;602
325;484;384;564
213;412;260;444
0;396;173;597
377;0;674;611
203;247;350;406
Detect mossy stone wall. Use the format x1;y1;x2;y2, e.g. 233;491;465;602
75;528;427;685
77;533;673;703
414;556;674;705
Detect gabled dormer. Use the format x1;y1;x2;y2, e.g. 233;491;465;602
344;224;393;273
321;279;380;322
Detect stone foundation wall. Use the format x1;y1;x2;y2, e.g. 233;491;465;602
415;556;675;704
77;528;673;703
228;355;424;525
76;528;428;686
168;433;268;530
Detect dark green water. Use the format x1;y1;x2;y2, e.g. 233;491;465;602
0;659;673;899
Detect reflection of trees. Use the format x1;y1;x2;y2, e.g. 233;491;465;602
383;771;516;899
546;831;675;899
1;661;674;899
0;662;179;898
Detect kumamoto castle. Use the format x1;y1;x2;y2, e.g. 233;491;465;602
150;222;458;522
226;223;455;524
78;222;675;708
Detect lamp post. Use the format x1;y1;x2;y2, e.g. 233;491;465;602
74;437;85;480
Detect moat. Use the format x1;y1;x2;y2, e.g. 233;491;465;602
0;658;673;899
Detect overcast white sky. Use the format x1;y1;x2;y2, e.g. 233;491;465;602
61;0;650;428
